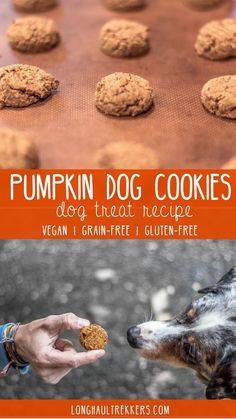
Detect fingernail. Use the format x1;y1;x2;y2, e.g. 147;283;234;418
95;350;105;359
78;319;90;327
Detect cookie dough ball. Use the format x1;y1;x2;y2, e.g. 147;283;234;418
80;325;108;351
95;72;153;117
201;75;236;119
222;157;236;169
13;0;58;12
7;17;60;54
100;19;149;58
0;129;39;169
195;19;236;60
96;141;159;168
183;0;222;9
103;0;146;11
0;64;59;109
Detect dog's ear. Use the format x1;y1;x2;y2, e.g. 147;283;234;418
199;267;236;295
198;285;217;295
206;352;236;400
218;267;236;286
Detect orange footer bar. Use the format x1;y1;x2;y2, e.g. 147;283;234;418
0;400;235;418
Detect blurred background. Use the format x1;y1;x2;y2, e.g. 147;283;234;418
0;240;235;400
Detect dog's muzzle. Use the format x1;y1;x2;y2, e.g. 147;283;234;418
127;326;143;349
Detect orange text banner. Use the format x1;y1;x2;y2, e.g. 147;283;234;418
0;170;236;239
0;400;235;418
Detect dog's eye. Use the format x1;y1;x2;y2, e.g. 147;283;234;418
176;305;198;325
175;316;186;325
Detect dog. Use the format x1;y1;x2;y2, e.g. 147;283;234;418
127;267;236;399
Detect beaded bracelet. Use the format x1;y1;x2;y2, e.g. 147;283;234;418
2;323;29;374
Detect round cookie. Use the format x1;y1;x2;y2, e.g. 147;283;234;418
0;64;59;109
183;0;222;9
103;0;146;11
0;129;39;169
222;157;236;169
95;72;153;117
7;16;60;53
80;325;108;351
13;0;58;12
95;141;159;169
201;75;236;119
195;19;236;60
100;19;149;58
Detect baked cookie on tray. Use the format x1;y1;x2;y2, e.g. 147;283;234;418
195;19;236;60
7;16;60;53
96;141;159;169
100;19;149;58
0;129;39;169
95;72;153;117
201;75;236;119
0;64;59;109
103;0;146;11
13;0;58;12
183;0;223;8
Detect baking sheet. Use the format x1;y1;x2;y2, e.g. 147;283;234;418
0;0;235;169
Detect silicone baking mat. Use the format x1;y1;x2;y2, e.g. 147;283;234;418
0;0;235;168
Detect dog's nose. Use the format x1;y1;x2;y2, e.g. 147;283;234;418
127;326;142;349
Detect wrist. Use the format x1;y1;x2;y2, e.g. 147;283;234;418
13;324;29;364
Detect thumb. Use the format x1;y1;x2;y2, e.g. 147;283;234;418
46;313;90;331
51;349;105;368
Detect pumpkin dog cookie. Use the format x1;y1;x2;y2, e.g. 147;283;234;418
95;72;153;117
13;0;58;12
103;0;146;11
0;64;59;109
201;75;236;119
100;19;149;58
183;0;222;9
222;157;236;169
0;129;39;169
80;325;108;351
96;141;159;169
7;16;60;53
195;19;236;60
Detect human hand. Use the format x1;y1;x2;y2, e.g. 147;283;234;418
14;313;105;384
